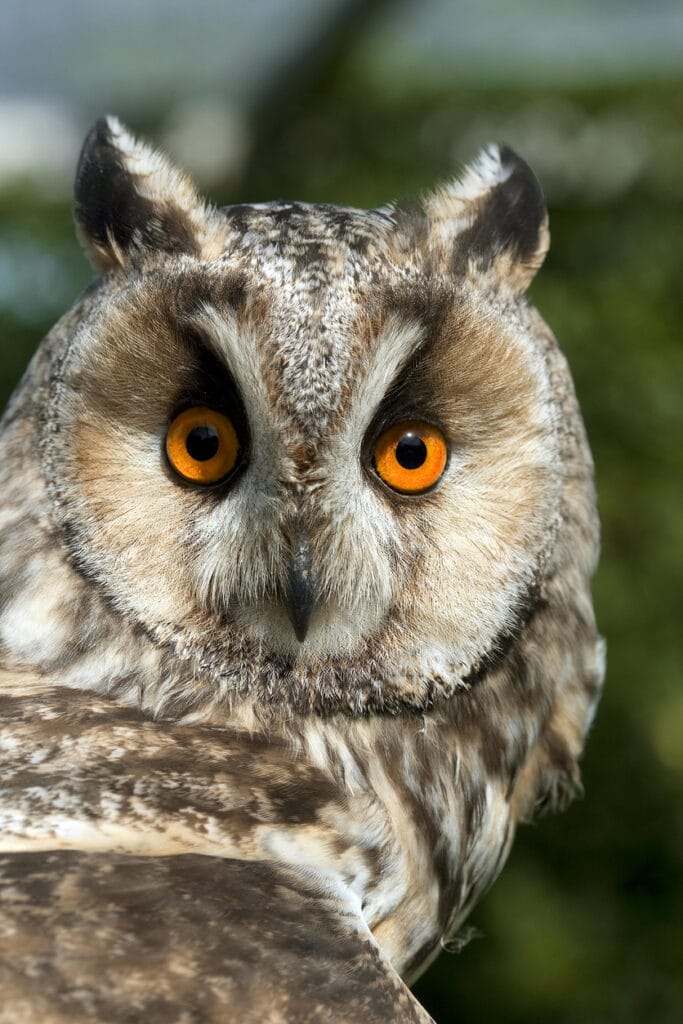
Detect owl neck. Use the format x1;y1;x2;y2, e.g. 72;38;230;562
289;710;522;978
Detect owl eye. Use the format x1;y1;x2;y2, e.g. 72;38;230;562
373;421;448;495
165;406;240;485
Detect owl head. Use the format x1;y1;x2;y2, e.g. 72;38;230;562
8;117;598;715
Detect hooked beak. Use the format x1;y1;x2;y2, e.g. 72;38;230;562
285;535;316;643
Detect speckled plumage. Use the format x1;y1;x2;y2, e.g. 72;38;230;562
0;118;603;1022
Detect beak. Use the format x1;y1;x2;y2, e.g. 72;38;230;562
285;535;317;643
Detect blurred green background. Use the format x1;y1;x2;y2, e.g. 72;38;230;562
1;2;681;1021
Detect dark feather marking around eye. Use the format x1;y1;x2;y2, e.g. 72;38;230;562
360;287;452;470
164;338;251;497
170;271;246;324
170;338;249;438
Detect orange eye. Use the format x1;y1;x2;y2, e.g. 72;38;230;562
165;406;240;485
373;420;448;495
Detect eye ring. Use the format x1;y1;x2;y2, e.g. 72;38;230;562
165;406;240;486
373;420;448;495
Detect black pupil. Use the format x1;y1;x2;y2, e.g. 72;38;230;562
186;424;220;461
395;433;427;470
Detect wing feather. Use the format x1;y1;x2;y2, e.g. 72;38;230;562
0;851;433;1023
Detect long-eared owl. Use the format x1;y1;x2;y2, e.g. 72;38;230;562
0;117;604;1023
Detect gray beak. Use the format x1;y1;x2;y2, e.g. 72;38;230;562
285;536;316;643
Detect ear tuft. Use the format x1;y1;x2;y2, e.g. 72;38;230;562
422;144;549;294
74;116;215;272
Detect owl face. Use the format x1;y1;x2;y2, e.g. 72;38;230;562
41;118;562;712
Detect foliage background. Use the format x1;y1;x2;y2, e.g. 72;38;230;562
1;2;681;1021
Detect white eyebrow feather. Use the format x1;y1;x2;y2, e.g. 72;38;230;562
344;313;425;445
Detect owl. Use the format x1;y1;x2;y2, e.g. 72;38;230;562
0;118;603;1023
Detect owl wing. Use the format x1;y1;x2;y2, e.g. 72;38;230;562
0;851;433;1024
0;678;433;1024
